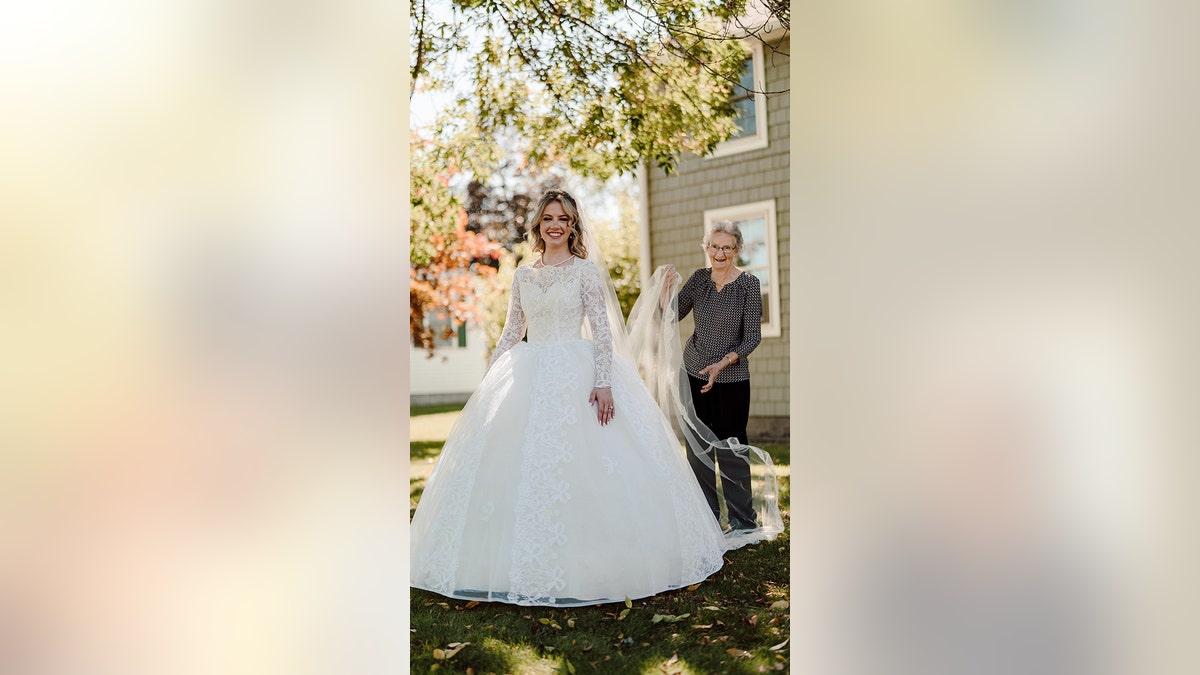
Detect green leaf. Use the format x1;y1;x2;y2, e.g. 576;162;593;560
624;597;632;609
618;608;630;620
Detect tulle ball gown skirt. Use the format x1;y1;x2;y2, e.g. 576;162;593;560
410;338;727;607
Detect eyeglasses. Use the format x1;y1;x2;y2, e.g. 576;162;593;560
706;245;737;255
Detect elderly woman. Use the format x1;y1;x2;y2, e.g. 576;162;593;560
665;220;763;532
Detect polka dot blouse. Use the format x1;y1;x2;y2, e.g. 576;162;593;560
677;268;763;383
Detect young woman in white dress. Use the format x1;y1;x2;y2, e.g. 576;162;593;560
409;189;726;607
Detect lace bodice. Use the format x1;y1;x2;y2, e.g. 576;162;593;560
488;258;613;387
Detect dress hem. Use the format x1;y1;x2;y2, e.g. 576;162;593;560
410;567;724;608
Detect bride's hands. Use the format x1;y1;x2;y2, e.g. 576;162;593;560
589;387;615;426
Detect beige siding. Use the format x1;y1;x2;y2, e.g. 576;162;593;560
646;37;790;422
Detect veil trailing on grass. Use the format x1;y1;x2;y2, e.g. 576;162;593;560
586;240;783;549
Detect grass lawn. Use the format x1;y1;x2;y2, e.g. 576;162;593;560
410;405;791;674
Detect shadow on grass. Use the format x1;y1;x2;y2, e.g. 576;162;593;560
412;402;467;417
411;440;445;460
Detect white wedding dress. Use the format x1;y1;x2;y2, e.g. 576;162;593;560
410;257;727;607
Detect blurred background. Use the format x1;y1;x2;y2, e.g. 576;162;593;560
0;1;407;673
789;1;1199;674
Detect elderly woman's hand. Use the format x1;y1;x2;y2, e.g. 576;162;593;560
658;265;681;309
697;352;738;393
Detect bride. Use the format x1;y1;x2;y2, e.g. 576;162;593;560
409;188;727;607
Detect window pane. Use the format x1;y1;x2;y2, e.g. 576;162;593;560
733;215;770;327
738;57;754;94
730;57;757;138
735;217;768;269
732;97;756;138
427;313;458;348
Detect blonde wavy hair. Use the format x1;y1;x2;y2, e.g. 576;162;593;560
528;188;588;259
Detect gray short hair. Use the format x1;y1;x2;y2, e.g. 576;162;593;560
702;220;743;251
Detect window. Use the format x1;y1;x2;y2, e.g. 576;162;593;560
709;41;768;158
703;200;781;338
426;312;468;348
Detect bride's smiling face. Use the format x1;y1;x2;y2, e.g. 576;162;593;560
538;201;573;250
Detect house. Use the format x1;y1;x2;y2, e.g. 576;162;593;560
637;27;790;441
410;316;488;406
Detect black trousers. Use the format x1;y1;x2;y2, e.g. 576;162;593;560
686;375;757;530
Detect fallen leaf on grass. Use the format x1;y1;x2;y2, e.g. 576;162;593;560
748;615;759;627
686;583;700;591
726;648;751;658
691;624;713;629
625;597;633;608
702;606;721;611
465;601;480;609
444;643;470;658
770;600;789;610
431;643;470;660
567;618;575;628
617;608;630;621
650;613;690;624
769;637;789;651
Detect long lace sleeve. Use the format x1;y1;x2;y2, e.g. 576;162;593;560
487;271;527;370
579;261;613;387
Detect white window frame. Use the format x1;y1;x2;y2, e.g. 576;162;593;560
707;40;769;158
703;199;781;338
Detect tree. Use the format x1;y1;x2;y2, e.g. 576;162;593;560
410;133;506;353
587;176;643;320
411;0;788;178
411;0;789;354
